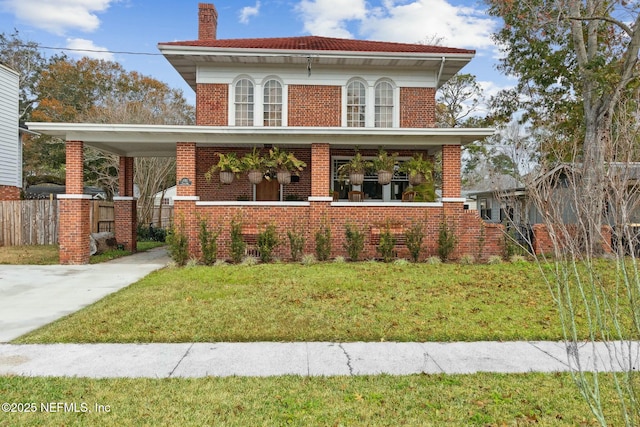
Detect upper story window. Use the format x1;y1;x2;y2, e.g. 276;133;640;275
234;78;254;126
263;80;282;126
375;81;394;128
346;80;366;127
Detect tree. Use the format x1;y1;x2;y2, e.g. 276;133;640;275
436;73;483;128
0;30;47;121
30;56;194;218
486;0;640;254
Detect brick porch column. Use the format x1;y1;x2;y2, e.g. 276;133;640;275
174;142;199;257
114;156;137;252
308;143;333;256
59;140;91;264
441;144;464;260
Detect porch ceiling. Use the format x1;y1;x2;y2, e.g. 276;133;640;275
26;123;494;157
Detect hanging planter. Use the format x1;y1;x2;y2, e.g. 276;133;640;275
265;147;306;186
219;171;235;185
241;148;267;185
337;149;372;186
247;170;264;185
408;172;424;186
372;149;398;186
349;171;365;185
204;152;243;185
377;170;393;185
276;170;291;185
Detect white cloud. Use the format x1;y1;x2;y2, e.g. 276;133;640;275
1;0;114;35
295;0;496;49
239;1;261;24
295;0;367;38
66;38;114;61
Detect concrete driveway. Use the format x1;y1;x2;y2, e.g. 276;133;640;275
0;247;169;342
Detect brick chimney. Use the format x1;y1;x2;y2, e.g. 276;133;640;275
198;3;218;40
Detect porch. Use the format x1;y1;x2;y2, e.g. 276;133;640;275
25;123;499;263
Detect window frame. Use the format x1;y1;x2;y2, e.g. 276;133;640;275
233;77;255;126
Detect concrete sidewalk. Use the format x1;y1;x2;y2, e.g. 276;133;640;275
0;247;170;342
0;341;638;378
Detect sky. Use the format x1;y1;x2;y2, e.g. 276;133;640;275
0;0;511;106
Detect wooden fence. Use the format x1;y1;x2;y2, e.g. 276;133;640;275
0;200;115;246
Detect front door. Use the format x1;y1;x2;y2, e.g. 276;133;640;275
256;179;280;201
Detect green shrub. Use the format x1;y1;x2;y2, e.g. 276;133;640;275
333;255;346;263
437;218;457;262
459;254;475;265
404;222;425;262
315;224;332;261
257;223;279;263
301;253;317;265
241;255;259;266
344;223;365;261
230;218;246;264
137;224;166;242
487;255;503;265
377;223;396;262
166;220;189;266
427;256;442;265
198;219;220;266
287;226;305;262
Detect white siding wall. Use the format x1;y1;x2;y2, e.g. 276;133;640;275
0;64;20;187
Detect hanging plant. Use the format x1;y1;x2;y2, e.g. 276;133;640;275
371;149;398;185
265;147;307;185
241;147;267;185
204;152;243;185
337;150;372;185
399;153;434;186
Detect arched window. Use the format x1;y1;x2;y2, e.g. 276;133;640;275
346;80;366;127
375;81;394;127
263;80;282;126
234;78;254;126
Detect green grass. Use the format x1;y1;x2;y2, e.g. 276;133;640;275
0;373;628;426
0;245;59;264
16;261;593;343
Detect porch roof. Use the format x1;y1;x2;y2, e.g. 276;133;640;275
25;123;494;158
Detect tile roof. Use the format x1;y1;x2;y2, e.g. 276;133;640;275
159;35;474;55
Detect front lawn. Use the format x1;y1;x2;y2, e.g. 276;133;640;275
0;373;627;426
16;261;593;343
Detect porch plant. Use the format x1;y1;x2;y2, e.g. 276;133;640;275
371;149;398;185
337;150;372;185
399;153;433;186
265;147;307;185
204;152;243;185
241;147;267;185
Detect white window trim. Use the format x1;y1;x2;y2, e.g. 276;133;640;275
342;78;398;128
261;76;288;127
374;78;399;128
229;75;288;126
229;75;256;127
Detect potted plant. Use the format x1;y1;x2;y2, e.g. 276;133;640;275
399;153;433;186
337;150;372;185
265;147;307;185
241;147;267;185
371;149;398;185
204;152;243;185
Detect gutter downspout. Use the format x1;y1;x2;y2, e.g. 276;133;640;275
436;57;446;87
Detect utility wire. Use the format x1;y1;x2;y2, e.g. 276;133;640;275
12;43;163;56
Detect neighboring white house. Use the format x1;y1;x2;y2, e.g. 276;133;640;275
153;185;176;207
0;64;21;200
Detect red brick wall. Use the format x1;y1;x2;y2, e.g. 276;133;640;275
442;144;461;198
0;185;20;200
288;85;341;127
400;87;436;128
196;84;228;125
118;157;134;197
177;143;197;197
115;199;137;252
65;141;84;194
189;203;503;262
59;198;90;264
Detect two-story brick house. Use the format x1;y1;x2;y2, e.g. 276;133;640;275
29;2;503;264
